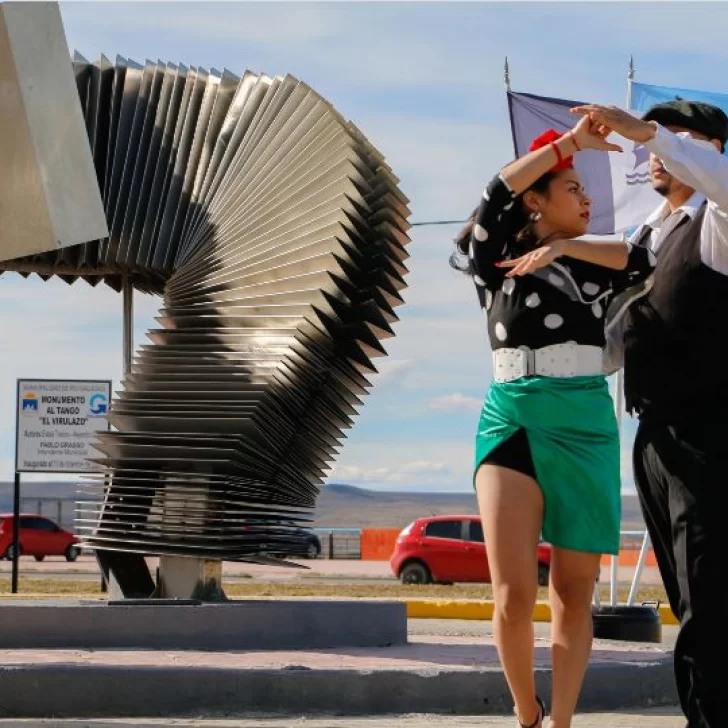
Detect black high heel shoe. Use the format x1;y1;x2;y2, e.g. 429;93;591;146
516;695;546;728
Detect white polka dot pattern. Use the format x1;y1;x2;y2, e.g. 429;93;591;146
473;224;488;242
469;174;657;360
548;273;564;287
544;313;564;329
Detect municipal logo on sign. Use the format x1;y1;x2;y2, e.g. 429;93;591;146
88;393;108;416
21;393;38;414
16;379;112;474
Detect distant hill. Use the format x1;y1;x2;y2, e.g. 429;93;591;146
312;483;479;527
0;481;647;532
313;484;647;531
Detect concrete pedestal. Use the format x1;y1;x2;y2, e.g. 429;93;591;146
0;599;407;650
154;555;226;601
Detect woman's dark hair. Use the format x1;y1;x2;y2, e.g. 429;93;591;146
449;170;558;273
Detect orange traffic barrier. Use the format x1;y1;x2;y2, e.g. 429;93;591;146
600;549;658;567
359;528;658;566
360;528;400;561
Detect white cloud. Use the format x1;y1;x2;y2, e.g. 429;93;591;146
327;438;474;491
328;458;453;487
427;393;482;412
370;359;416;388
329;464;392;483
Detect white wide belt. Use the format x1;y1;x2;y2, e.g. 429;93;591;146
493;343;604;383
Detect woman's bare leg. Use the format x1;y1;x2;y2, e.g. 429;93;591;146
548;547;601;727
476;463;544;725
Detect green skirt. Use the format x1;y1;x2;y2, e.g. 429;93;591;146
474;375;621;555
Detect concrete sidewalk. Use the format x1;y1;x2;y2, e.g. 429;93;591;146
0;709;685;726
0;626;677;718
0;632;671;671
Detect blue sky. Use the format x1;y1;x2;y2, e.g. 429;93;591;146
1;2;726;490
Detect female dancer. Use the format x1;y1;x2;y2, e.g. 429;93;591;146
453;117;656;727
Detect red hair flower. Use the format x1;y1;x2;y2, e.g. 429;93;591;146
529;128;574;171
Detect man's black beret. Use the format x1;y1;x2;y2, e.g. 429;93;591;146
643;99;728;143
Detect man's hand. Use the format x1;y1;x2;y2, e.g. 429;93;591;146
496;241;566;278
570;104;657;144
571;114;623;152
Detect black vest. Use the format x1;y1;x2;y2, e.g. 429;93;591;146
625;203;728;422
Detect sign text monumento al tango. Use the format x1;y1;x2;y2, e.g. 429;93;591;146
15;379;112;473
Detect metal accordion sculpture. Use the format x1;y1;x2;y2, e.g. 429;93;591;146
13;55;411;561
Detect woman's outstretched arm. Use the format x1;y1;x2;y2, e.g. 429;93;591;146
501;115;622;194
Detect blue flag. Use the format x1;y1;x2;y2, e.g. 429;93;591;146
631;81;728;118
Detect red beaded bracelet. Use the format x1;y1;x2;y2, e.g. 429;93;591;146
569;131;581;152
549;140;563;165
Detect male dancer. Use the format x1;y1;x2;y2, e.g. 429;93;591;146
573;99;728;728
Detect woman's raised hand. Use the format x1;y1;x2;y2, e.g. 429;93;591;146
496;241;567;278
570;113;623;153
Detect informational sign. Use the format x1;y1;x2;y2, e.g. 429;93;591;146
15;379;112;473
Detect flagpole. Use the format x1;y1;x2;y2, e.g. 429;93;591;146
623;56;654;607
609;56;636;607
504;57;519;157
615;56;636;440
627;55;635;108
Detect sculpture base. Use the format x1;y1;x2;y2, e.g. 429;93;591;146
153;555;226;601
0;598;407;650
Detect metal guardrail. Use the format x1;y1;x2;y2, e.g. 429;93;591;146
15;500;364;560
311;529;361;560
593;529;652;608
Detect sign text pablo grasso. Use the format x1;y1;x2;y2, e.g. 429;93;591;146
16;379;112;473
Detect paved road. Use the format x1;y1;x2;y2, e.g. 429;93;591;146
0;709;685;726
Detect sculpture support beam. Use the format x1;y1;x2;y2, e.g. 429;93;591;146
0;3;107;262
155;556;225;601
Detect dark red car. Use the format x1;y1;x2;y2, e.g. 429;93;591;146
390;514;552;586
0;514;80;562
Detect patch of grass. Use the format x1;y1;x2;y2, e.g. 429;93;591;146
0;578;668;606
0;578;102;595
223;582;668;605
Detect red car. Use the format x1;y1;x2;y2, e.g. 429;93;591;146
390;514;552;586
0;514;81;562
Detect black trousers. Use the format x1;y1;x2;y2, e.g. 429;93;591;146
633;418;728;728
